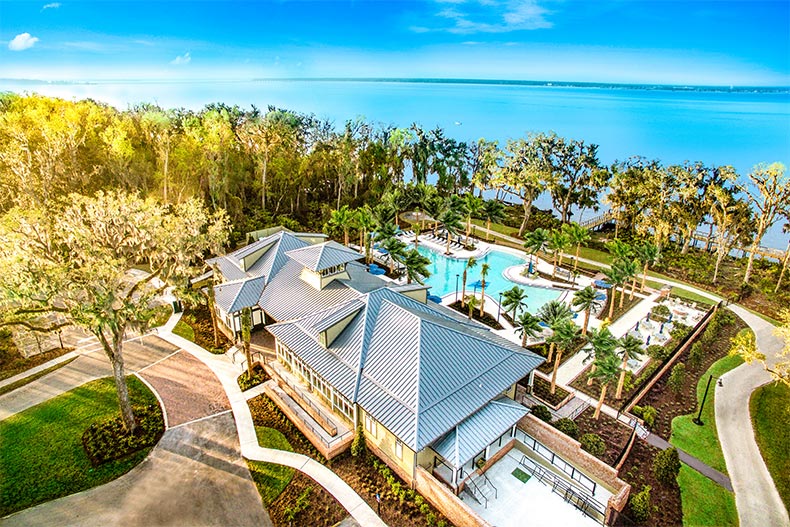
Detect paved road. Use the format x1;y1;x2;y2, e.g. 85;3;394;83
2;413;271;527
0;336;179;420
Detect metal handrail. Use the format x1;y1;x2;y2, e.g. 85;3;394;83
464;476;489;509
519;456;606;520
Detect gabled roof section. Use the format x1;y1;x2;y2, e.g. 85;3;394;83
286;241;362;272
208;230;312;284
432;397;529;469
214;275;266;314
266;286;544;452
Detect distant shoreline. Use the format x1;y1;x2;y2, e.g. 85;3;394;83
1;77;789;94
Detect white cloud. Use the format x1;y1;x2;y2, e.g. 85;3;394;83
170;52;191;65
8;33;39;51
42;2;61;9
418;0;552;34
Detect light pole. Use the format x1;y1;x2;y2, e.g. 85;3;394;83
693;375;713;426
455;274;460;303
497;292;503;323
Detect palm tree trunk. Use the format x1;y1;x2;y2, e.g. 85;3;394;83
344;230;349;247
630;278;637;300
446;232;451;255
547;342;555;363
608;290;616;320
619;285;625;308
583;308;591;335
587;364;597;386
466;217;471;244
594;384;608;419
486;219;491;241
480;280;486;317
574;244;581;271
522;332;528;347
616;357;628;399
641;263;649;292
461;270;468;308
550;350;563;394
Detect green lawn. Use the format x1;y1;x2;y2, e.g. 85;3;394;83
671;354;744;473
750;382;790;514
172;319;195;341
677;464;738;527
0;376;159;516
246;426;295;507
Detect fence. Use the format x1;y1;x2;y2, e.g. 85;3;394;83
514;427;598;495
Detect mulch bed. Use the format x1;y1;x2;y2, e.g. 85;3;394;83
181;304;232;352
530;375;570;407
530;338;586;375
602;294;642;322
448;300;504;329
615;440;682;526
248;394;455;527
267;472;346;527
573;407;632;467
0;337;73;381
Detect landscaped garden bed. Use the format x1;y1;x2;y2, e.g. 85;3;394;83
448;300;504;329
82;403;165;466
530;375;571;408
572;407;631;467
530;337;587;375
0;326;73;381
248;394;456;527
178;303;232;353
238;363;269;391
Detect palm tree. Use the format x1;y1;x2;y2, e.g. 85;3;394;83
523;228;550;274
439;206;464;256
460;257;478;308
502;286;528;322
463;193;484;244
326;205;353;246
585;326;619;386
402;249;432;285
775;222;790;293
537;299;574;362
615;334;643;399
549;320;579;394
572;286;602;335
481;199;506;242
465;295;479;320
603;264;626;320
562;222;591;272
589;352;621;419
479;263;490;317
634;242;660;292
618;258;639;303
411;182;437;233
355;205;376;263
607;239;633;262
516;312;542;348
548;229;572;278
380;236;407;275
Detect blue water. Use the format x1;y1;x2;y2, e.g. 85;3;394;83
416;245;560;314
4;78;789;246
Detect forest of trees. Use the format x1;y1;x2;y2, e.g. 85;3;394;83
1;92;788;285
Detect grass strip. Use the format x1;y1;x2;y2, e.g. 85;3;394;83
671;354;744;474
677;464;738;527
172;319;195;342
246;426;295;507
0;376;159;516
750;382;790;514
0;356;78;397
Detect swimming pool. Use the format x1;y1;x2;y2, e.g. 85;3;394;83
417;246;561;314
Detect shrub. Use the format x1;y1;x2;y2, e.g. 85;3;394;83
531;404;552;422
652;304;671;319
82;404;164;466
580;433;605;457
653;447;681;485
646;344;669;361
641;405;657;428
668;363;686;394
670;323;692;341
237;364;269;391
553;418;579;439
688;342;705;370
351;423;366;457
629;485;653;522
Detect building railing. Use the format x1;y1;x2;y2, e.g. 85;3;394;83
515;428;598;496
518;455;606;523
279;372;339;436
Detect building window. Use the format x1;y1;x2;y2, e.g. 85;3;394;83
395;440;403;460
364;414;377;437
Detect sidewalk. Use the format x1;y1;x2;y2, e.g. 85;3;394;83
156;321;388;527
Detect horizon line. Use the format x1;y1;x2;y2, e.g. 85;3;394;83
1;77;789;91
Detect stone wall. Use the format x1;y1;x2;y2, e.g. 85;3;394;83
518;414;631;523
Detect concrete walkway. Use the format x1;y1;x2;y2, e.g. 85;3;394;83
477;224;789;526
156;322;388;527
3;413;271;527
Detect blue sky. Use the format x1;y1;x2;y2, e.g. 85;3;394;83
1;0;789;85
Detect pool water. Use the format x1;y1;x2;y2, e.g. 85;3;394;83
417;246;561;315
